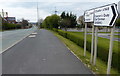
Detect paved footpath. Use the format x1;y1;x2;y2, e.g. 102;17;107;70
2;29;93;74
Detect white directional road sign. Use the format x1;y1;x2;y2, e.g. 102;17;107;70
84;9;94;22
94;4;118;26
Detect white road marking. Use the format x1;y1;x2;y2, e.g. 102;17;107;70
31;32;37;35
29;35;36;38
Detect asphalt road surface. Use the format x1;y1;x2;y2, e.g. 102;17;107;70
1;26;37;53
2;29;93;74
87;33;120;42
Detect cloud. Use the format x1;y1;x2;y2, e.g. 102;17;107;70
0;4;51;22
0;0;119;2
0;1;119;22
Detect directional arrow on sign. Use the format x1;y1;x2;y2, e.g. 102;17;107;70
94;3;118;26
109;4;118;26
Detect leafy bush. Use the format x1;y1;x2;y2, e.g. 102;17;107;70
52;28;58;32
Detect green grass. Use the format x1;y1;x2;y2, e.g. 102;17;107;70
114;35;120;38
51;30;119;74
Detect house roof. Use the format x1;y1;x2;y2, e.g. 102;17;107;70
6;17;16;21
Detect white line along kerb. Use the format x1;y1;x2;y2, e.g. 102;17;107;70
31;32;37;35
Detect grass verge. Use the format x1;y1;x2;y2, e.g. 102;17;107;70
114;35;120;38
51;30;119;74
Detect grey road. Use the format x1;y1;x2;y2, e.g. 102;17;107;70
1;26;37;53
2;29;93;74
63;28;120;41
96;33;120;42
87;33;120;42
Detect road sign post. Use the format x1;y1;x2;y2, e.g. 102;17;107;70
84;4;118;72
107;26;115;74
84;9;94;57
93;3;118;73
93;27;98;65
84;23;87;56
90;24;95;63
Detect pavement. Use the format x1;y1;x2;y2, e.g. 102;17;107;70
2;29;93;74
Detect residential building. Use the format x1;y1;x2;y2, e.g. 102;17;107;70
5;17;16;24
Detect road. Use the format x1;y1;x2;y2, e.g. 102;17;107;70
1;26;37;53
96;33;120;42
87;33;120;42
63;28;120;41
2;29;93;74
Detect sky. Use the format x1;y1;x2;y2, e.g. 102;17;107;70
0;0;119;22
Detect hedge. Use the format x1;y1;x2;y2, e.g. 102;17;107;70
52;28;120;73
2;23;22;30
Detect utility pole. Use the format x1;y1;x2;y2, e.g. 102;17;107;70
2;9;4;18
37;1;40;29
54;7;58;15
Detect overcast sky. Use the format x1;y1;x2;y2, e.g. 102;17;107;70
0;0;119;22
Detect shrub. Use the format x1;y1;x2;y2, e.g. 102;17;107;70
2;23;22;30
52;28;58;32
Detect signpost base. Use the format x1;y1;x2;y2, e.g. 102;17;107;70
90;24;95;63
84;23;87;56
107;26;115;74
93;27;98;65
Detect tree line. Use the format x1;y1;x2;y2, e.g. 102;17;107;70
41;12;120;30
41;11;77;30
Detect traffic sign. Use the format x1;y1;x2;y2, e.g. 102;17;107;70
94;4;118;26
84;9;94;22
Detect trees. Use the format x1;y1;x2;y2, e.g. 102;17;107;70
59;18;71;31
41;14;60;29
37;18;43;28
116;18;120;27
59;11;77;31
21;18;29;27
42;11;77;30
77;15;84;27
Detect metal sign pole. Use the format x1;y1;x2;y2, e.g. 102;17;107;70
93;26;98;65
107;25;115;74
90;23;95;63
84;23;87;56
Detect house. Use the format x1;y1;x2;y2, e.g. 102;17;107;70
5;17;16;24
